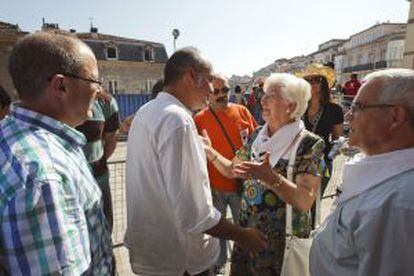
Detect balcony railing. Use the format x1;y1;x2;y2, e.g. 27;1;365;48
342;61;387;73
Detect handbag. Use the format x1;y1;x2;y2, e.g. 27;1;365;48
280;130;321;276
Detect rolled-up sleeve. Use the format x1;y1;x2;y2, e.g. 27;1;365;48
159;123;221;234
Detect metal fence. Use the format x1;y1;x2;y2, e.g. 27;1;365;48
108;160;127;247
114;94;151;121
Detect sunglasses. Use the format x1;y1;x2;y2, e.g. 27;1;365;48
211;87;230;95
305;77;322;85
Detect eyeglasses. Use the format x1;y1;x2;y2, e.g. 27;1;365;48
350;102;396;113
48;72;102;86
62;72;102;86
211;87;230;95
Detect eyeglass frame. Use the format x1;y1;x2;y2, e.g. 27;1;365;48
349;102;397;114
211;86;230;95
48;72;102;86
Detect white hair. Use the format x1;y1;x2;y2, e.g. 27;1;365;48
263;73;311;120
364;68;414;127
213;72;229;84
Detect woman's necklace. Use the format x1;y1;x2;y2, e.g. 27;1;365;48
307;106;324;133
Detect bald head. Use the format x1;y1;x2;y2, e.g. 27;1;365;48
9;32;95;100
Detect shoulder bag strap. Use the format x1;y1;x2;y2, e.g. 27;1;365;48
209;107;237;154
285;130;321;235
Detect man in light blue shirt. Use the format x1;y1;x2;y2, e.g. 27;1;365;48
310;68;414;275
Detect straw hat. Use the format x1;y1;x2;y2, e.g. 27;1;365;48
296;63;336;88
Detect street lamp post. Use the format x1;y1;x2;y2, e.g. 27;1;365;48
172;28;180;52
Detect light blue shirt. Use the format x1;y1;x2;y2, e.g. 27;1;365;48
310;168;414;276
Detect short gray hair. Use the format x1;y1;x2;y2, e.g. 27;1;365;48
163;47;212;86
9;32;92;99
263;73;311;120
364;68;414;127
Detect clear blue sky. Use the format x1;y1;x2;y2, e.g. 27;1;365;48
1;0;410;76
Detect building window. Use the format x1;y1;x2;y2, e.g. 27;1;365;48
108;80;118;94
380;49;387;61
144;46;154;62
368;52;375;63
106;47;118;60
357;54;363;65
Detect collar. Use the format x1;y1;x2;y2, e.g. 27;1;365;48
9;103;86;147
158;92;193;116
337;147;414;204
251;120;305;167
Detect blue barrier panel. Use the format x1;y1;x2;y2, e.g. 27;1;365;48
114;94;151;120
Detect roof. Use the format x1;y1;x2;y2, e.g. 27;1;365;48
0;21;22;32
76;33;168;63
349;22;406;39
75;32;164;47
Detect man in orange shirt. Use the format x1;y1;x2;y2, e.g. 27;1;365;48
194;74;257;273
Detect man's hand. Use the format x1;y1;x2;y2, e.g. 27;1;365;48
235;227;268;253
205;218;267;253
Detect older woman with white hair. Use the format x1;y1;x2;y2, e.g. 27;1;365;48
202;73;326;275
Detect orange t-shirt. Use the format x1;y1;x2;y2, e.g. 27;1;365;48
194;103;258;193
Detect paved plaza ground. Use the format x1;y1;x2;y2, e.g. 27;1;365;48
108;142;349;275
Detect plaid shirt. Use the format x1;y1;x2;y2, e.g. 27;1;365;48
0;105;113;275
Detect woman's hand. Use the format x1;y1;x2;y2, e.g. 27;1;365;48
233;152;276;184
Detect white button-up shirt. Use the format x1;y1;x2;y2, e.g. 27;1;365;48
125;92;221;276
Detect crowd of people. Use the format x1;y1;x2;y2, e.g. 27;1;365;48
1;31;414;276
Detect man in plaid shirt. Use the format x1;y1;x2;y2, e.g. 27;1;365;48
0;32;113;274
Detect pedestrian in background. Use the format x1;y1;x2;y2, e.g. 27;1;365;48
343;73;361;101
76;90;120;232
247;79;265;125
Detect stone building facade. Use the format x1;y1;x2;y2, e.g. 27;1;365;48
254;22;406;86
0;21;28;98
403;0;414;68
0;21;168;97
76;30;168;94
253;56;312;78
340;23;406;82
308;39;347;67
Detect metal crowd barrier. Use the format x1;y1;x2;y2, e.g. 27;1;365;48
108;160;127;248
107;154;350;249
